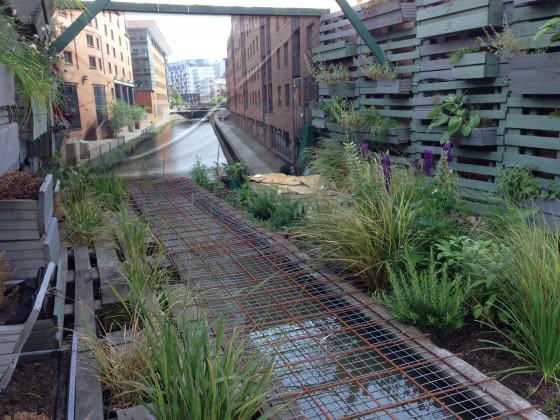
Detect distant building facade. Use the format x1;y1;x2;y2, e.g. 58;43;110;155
226;15;320;164
57;9;135;140
127;20;171;123
167;59;221;105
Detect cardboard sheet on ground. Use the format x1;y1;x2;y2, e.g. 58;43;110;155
249;173;321;195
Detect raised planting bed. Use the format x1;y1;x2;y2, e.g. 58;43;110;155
451;52;499;79
509;52;560;95
417;0;504;39
0;262;55;390
360;127;411;145
375;79;413;94
327;81;356;98
451;127;498;146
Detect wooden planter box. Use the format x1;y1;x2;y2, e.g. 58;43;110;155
536;198;560;230
312;108;326;119
0;263;55;390
325;121;345;134
360;127;410;145
417;0;503;39
312;109;326;129
451;52;499;79
451;127;498;146
509;53;560;95
327;82;356;98
375;79;412;94
312;41;357;62
360;1;417;31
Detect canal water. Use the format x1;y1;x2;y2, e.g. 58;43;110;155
116;117;228;178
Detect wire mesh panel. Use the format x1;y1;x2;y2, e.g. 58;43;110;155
128;177;540;420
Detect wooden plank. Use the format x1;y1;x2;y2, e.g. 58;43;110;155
54;249;68;346
95;242;128;306
43;217;60;264
38;174;54;234
0;200;38;210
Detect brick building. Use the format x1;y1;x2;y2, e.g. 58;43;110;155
225;15;320;164
57;9;135;140
127;20;171;123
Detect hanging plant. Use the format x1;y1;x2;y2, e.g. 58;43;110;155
428;94;481;143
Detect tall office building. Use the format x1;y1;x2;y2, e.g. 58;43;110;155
57;9;135;140
127;20;171;122
167;59;219;105
225;15;320;164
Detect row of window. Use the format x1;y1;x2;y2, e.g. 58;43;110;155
85;33;129;65
246;84;290;108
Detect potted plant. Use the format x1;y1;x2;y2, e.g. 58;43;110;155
223;161;249;189
510;17;560;95
359;62;411;94
312;41;357;62
428;94;497;146
313;63;355;98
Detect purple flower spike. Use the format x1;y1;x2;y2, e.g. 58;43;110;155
382;152;392;191
442;142;452;163
423;148;433;177
360;142;370;158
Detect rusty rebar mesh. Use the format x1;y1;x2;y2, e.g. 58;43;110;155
128;177;535;420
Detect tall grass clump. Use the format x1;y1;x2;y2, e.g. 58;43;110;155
482;219;560;384
297;164;420;289
63;198;102;245
132;296;276;420
380;253;470;335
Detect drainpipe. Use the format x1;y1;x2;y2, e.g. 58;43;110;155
334;0;393;68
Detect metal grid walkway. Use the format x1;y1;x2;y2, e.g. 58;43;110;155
128;177;540;420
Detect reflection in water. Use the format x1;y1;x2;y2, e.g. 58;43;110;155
117;118;228;177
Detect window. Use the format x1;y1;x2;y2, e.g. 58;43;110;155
62;83;81;129
94;18;98;28
117;19;120;28
111;29;114;40
120;52;123;62
63;51;73;65
104;24;108;36
115;64;118;75
98;58;103;71
86;34;94;47
106;43;110;54
93;85;107;124
113;47;116;58
276;16;279;32
119;36;122;46
109;62;112;73
276;50;280;70
285;84;290;106
277;85;282;107
284;42;289;67
88;55;97;68
122;68;125;78
111;87;115;98
96;37;100;49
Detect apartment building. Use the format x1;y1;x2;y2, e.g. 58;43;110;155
225;15;320;164
57;9;135;140
167;59;218;105
127;20;171;123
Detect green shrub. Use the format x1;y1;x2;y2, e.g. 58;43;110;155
482;221;560;383
496;166;541;203
191;159;215;190
435;235;510;320
306;137;349;188
380;254;470;335
63;198;103;245
91;173;128;211
223;161;249;187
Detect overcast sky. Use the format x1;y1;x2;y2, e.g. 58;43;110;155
123;0;344;62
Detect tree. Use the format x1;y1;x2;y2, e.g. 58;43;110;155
170;89;184;109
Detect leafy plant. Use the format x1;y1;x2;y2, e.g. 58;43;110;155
170;89;184;108
91;173;128;211
106;100;135;131
534;16;560;46
340;107;395;142
478;24;524;58
435;235;510;320
305;137;349;187
380;253;470;335
359;61;397;81
312;63;351;84
63;198;102;245
0;6;62;116
481;220;560;384
544;179;560;200
428;94;481;143
191;158;215;190
496;166;541;202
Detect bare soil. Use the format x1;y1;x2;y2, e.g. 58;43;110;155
0;172;43;200
0;355;68;419
431;321;560;418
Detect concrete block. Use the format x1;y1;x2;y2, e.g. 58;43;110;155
0;65;15;107
0;123;20;176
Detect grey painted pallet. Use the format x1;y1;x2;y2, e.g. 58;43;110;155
0;262;55;390
509;52;560;95
451;52;500;79
451;128;499;146
95;242;128;307
326;81;357;98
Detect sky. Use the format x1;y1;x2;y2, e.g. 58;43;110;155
122;0;344;62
